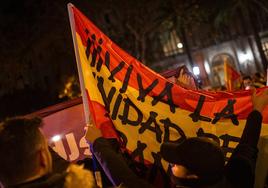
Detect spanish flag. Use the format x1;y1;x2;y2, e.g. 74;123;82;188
67;4;268;169
224;60;240;91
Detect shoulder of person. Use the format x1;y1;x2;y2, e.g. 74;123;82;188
64;164;96;188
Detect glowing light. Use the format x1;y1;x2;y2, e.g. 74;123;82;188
238;52;251;63
193;66;200;76
177;42;183;49
51;135;61;142
204;61;210;74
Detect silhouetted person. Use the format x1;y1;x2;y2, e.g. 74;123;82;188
0;117;97;188
253;73;266;88
242;76;255;90
160;89;268;187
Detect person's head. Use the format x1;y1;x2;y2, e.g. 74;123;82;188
254;72;263;80
254;72;266;86
242;76;253;90
0;117;52;186
160;137;225;186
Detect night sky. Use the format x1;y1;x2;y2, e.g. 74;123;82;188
0;0;165;119
0;0;93;119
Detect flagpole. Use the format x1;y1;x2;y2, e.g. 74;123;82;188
67;3;90;125
67;4;103;187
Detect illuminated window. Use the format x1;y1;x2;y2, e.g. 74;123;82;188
262;41;268;60
160;30;184;57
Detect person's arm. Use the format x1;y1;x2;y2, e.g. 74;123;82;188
239;110;262;147
86;126;153;188
225;89;268;187
239;88;268;147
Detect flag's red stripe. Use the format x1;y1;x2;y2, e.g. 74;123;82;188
86;90;118;138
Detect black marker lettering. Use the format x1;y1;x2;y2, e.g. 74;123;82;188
189;95;212;122
152;82;176;113
212;99;239;125
139;112;162;143
97;76;116;113
137;73;159;102
120;65;133;93
160;118;186;143
108;61;125;82
118;98;143;126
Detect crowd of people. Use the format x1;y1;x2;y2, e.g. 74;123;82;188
174;65;267;91
1;69;268;188
241;73;267;90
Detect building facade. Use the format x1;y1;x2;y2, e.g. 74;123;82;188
152;31;268;88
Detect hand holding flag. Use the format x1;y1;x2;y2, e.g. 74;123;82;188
176;66;197;90
86;125;103;145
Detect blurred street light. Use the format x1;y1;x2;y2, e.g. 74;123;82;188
177;42;183;49
51;135;61;142
193;66;200;76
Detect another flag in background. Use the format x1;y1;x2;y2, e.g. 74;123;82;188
224;59;240;91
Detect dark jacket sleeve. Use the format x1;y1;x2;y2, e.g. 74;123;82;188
225;110;263;188
93;137;153;188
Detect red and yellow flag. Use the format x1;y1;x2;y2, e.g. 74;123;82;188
224;60;240;91
68;4;268;167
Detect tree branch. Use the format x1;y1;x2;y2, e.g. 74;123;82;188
253;0;268;14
